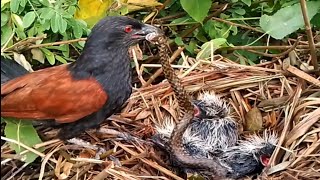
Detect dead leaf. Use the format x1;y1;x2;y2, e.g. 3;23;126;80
79;151;93;158
126;0;162;11
13;52;33;72
31;48;45;63
55;155;74;179
244;107;263;131
300;62;314;71
135;110;151;120
160;104;178;121
258;96;290;108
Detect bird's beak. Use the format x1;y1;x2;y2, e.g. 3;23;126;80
133;24;163;41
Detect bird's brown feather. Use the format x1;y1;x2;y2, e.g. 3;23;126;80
1;65;108;123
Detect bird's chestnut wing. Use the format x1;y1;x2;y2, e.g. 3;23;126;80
1;65;108;123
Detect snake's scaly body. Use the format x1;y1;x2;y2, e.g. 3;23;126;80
155;36;228;178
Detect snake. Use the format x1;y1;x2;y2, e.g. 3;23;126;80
152;35;228;178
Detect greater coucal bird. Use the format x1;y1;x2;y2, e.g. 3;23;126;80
1;16;161;140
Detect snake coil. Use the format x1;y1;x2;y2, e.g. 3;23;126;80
154;35;228;178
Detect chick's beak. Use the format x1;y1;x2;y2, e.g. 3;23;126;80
133;24;163;41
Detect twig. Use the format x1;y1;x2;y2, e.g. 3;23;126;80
245;37;301;58
2;34;47;53
132;48;147;86
299;0;319;74
220;44;320;51
284;65;320;87
6;162;30;180
1;136;57;164
155;12;187;22
211;17;264;33
28;38;87;50
158;0;172;11
142;47;184;87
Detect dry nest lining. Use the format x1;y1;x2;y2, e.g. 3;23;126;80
1;54;319;180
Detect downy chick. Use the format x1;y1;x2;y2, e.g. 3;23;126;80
153;91;238;158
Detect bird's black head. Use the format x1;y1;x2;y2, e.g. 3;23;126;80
191;92;229;119
244;133;278;167
256;142;276;167
86;16;162;48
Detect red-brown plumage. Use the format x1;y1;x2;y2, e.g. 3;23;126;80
1;16;161;139
1;64;108;123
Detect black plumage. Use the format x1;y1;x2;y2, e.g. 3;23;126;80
1;16;161;140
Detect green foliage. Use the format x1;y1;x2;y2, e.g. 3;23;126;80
4;118;43;163
260;1;320;39
2;0;90;65
196;38;227;60
180;0;211;23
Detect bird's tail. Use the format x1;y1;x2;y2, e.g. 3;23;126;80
1;56;29;84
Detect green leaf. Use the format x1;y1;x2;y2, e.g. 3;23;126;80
50;13;59;33
311;12;320;28
55;55;68;64
16;28;27;39
39;0;50;7
1;12;9;27
204;20;231;39
196;38;227;60
40;8;55;20
27;26;37;37
180;0;211;23
11;13;24;31
241;0;251;6
1;0;11;8
174;36;184;46
1;25;13;46
4;118;43;163
186;40;197;55
73;22;83;38
67;6;76;15
234;9;246;15
58;17;67;34
20;0;27;8
23;12;36;28
40;48;55;65
260;1;320;39
10;0;19;13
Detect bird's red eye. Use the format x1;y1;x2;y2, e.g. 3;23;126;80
124;25;132;33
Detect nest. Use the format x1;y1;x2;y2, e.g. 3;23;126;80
1;53;319;180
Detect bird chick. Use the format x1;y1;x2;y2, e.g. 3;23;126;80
153;91;238;157
215;132;278;179
153;91;278;179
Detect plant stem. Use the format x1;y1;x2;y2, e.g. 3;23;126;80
299;0;319;74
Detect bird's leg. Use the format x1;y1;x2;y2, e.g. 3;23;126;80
66;138;106;159
97;127;153;146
